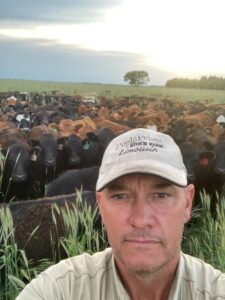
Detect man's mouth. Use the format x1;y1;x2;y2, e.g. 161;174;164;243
124;238;162;244
121;230;165;248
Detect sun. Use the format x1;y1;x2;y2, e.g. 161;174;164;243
109;0;225;76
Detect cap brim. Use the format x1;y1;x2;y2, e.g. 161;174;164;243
96;160;187;191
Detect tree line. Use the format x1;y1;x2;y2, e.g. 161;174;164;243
165;76;225;90
123;71;225;91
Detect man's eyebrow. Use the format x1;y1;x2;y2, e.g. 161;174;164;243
106;180;174;191
105;183;126;191
151;182;174;189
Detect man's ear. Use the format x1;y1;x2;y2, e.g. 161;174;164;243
184;184;195;223
96;192;105;225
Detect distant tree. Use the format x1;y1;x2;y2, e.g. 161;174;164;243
124;70;150;86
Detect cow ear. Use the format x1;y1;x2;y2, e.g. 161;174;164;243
49;123;60;134
28;139;40;148
57;136;67;144
86;131;98;141
202;140;214;151
74;123;83;134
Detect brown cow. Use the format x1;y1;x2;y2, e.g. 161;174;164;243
49;116;97;140
181;111;213;128
93;117;129;134
28;124;58;140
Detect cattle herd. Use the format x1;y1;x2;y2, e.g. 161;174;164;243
1;91;225;260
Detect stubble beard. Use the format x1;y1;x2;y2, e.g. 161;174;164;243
113;240;177;279
111;225;184;279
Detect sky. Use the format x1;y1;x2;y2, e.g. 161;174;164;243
0;0;225;85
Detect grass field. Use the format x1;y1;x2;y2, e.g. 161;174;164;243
1;79;225;103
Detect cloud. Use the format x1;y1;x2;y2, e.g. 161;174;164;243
0;0;122;24
0;0;178;85
0;36;171;85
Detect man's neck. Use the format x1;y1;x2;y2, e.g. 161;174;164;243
115;254;180;300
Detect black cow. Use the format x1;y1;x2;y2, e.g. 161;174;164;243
29;133;60;197
180;140;225;217
0;191;102;261
83;127;116;167
56;134;83;175
206;140;225;214
31;109;56;126
187;140;225;217
96;126;116;150
45;166;99;197
167;119;189;144
0;141;32;202
179;141;201;182
179;141;215;211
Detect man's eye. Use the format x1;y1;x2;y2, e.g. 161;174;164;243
153;193;170;199
111;194;128;200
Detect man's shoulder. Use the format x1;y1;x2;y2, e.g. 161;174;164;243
16;248;117;299
45;247;113;280
181;252;225;276
181;252;225;297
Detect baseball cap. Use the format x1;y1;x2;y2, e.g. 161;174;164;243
96;128;187;191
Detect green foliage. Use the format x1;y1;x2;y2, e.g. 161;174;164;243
52;191;107;257
0;192;108;299
182;193;225;272
0;207;48;299
166;76;225;91
124;70;150;86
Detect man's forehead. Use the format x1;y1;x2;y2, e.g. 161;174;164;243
105;173;174;189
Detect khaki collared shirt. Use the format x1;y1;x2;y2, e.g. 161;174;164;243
16;248;225;300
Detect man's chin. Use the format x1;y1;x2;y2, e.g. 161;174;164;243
121;258;165;277
117;249;165;274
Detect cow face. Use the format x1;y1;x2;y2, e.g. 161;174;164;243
30;134;58;168
179;142;200;182
31;110;53;126
16;113;31;132
58;134;83;169
2;142;31;182
180;141;215;183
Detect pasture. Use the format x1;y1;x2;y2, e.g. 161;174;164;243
0;80;225;298
1;79;225;102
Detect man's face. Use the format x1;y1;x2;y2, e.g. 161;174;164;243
96;174;194;277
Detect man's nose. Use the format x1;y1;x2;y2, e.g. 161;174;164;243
129;199;156;229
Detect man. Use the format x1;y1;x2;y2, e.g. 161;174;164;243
17;128;225;299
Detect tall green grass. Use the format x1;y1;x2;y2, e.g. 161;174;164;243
0;207;44;299
0;192;107;299
52;192;107;258
0;191;225;299
182;193;225;271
